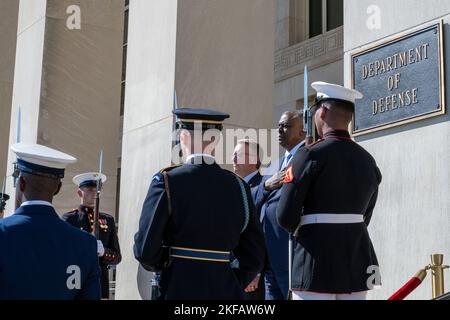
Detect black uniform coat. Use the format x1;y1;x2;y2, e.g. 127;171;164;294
248;172;263;198
134;155;266;300
0;204;100;299
277;130;382;294
244;171;265;300
63;206;121;298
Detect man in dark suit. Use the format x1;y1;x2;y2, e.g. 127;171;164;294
277;82;381;300
134;108;266;300
232;138;264;299
0;143;101;300
254;111;306;300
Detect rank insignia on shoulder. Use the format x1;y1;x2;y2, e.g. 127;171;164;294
159;164;181;174
152;173;162;182
284;164;294;183
153;164;181;181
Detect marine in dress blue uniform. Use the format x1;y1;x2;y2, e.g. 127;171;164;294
63;173;122;299
0;143;101;300
277;82;382;300
134;108;266;300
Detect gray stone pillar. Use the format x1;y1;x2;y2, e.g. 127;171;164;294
115;0;179;300
5;0;123;216
0;0;19;187
115;0;275;299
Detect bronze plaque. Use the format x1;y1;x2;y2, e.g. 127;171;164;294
351;21;445;136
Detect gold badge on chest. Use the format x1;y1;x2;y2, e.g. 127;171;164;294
99;219;108;232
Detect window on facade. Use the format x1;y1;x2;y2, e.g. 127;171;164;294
122;46;127;83
120;1;129;117
117;0;127;223
123;8;129;45
307;0;343;39
326;0;343;31
120;82;125;115
308;0;322;39
115;165;121;222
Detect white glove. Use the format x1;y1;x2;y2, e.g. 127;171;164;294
97;240;105;257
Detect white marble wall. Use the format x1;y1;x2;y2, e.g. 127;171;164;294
344;0;450;52
115;0;179;300
344;0;450;300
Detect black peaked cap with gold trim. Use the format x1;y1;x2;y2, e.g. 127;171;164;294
173;108;230;131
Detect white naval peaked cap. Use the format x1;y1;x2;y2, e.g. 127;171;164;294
11;143;77;178
73;172;107;187
311;81;363;104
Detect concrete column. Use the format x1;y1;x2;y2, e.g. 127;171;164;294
275;0;306;50
4;0;48;210
115;0;275;299
0;0;19;187
5;0;123;216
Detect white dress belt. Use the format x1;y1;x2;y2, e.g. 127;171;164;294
300;214;364;226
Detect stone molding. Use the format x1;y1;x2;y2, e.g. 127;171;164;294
274;26;343;82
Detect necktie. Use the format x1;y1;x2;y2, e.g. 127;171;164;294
281;153;292;170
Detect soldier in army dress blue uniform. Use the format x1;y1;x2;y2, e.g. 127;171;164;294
0;143;101;299
134;108;266;300
63;173;122;299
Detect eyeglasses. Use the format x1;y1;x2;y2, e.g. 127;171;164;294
278;123;293;130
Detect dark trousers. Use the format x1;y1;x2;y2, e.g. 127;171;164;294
264;268;289;300
101;265;110;299
244;273;265;300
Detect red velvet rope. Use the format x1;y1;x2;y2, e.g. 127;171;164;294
388;277;423;300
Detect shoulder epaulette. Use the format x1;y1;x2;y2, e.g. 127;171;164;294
153;164;182;182
159;164;181;174
224;169;244;180
62;208;78;218
100;212;114;219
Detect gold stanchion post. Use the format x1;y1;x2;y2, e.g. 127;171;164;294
428;254;449;298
